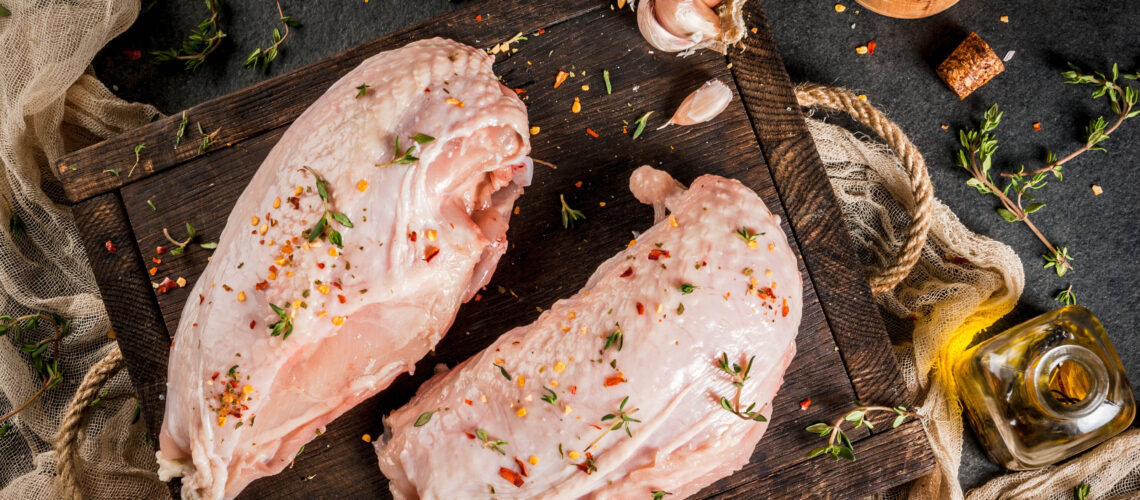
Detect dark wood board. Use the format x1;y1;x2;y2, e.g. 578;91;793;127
60;0;934;498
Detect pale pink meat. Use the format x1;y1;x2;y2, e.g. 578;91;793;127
156;38;531;500
376;167;802;499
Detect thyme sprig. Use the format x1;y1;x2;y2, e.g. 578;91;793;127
243;1;301;73
805;405;920;461
197;123;220;155
128;143;146;177
267;303;293;339
152;0;226;71
302;166;353;248
957;105;1073;277
175;112;189;147
560;194;585;229
585;396;640;450
475;428;508;455
603;323;624;352
376;134;435;168
0;312;71;436
715;353;768;422
540;387;558;404
1054;285;1077;306
1001;63;1139;181
163;222;217;255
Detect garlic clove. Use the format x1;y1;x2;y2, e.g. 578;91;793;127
637;0;702;53
636;0;747;54
653;0;721;44
659;79;733;129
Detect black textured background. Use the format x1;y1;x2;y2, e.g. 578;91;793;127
91;0;1140;492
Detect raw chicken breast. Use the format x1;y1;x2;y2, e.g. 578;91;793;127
376;167;802;499
156;38;532;500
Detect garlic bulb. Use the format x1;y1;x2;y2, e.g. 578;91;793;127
636;0;746;54
659;79;732;129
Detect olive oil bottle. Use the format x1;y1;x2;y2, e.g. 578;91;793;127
955;305;1135;470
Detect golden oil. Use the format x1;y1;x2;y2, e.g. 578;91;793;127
955;305;1134;470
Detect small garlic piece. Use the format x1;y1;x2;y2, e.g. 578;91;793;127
659;79;732;129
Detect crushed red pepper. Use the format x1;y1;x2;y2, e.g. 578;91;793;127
498;467;524;487
604;373;626;386
513;457;529;477
636;302;645;315
800;397;812;410
647;249;669;260
156;277;179;294
620;267;633;278
425;246;440;262
105;240;117;253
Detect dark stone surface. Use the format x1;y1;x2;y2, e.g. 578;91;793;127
92;0;1140;493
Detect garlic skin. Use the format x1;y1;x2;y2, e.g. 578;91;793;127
660;79;733;129
636;0;746;54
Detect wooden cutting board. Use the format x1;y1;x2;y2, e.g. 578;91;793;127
57;1;934;498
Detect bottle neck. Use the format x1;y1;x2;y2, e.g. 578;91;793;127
1029;344;1109;420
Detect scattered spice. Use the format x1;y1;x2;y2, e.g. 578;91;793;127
571;97;581;113
104;240;117;253
800;397;812;410
498;467;524;487
155;277;179;294
586;127;598;138
554;71;569;88
834;3;846;12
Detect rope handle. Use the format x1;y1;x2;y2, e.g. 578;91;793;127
793;83;934;296
55;345;125;500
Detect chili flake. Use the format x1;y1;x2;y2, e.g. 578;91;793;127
647;249;669;260
331;316;345;326
446;98;465;108
867;40;877;54
425;246;440;262
554;361;566;373
530;126;541;135
572;97;582;113
516;407;527;417
499;467;524;487
237;291;246;302
362;434;372;442
357;180;368;192
1032;122;1042;131
156;277;178;294
105;240;117;253
636;302;645;315
273;197;281;209
554;71;569;88
604;373;627;386
620;267;634;278
800;397;812;410
585;127;597;138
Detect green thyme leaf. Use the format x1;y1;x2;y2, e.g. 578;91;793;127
414;410;437;427
632;111;653;140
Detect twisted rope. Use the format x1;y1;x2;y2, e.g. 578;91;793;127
54;345;125;500
794;83;935;296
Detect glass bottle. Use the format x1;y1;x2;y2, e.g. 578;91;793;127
955;305;1135;470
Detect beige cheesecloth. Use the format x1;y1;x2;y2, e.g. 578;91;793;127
0;1;1135;499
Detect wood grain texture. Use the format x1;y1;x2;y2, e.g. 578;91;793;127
63;1;928;498
71;194;171;441
55;0;603;204
727;1;911;410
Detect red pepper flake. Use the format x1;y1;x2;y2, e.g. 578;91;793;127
288;197;301;210
156;277;178;294
636;302;645;315
425;246;440;262
156;245;167;255
409;231;417;242
800;397;812;410
513;88;526;94
249;320;257;330
148;267;157;276
585;128;598;138
122;49;142;61
465;431;476;439
604;372;626;386
337;294;347;304
620;267;633;278
199;294;206;304
211;372;220;381
331;281;343;290
474;294;482;302
498;467;524;487
1032;122;1042;131
104;240;117;253
569;385;578;394
781;299;789;317
255;280;269;291
475;14;483;21
464;399;473;406
537;28;545;34
647;249;669;260
867;40;877;54
316;262;326;269
513;457;529;477
554;71;569;88
152;257;161;264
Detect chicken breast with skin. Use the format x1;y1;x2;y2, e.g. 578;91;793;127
376;166;802;499
156;38;532;500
